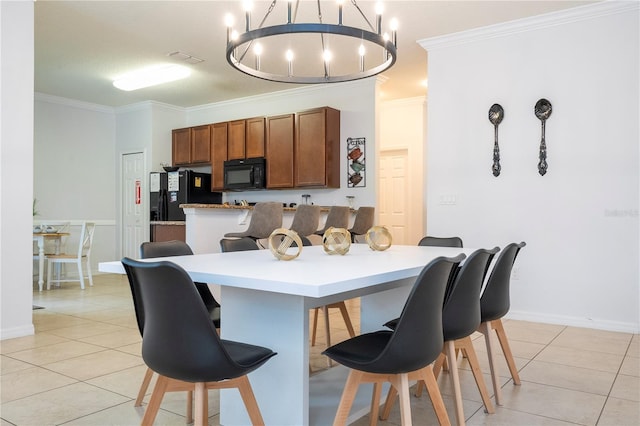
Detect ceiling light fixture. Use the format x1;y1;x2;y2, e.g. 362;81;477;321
113;64;191;91
225;0;398;84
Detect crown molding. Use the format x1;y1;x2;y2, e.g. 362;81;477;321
35;92;114;114
186;78;376;113
419;1;638;51
114;100;186;114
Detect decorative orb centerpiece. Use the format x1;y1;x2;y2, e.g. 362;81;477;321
322;227;351;255
365;226;392;251
268;228;303;261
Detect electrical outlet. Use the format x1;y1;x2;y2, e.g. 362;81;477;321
438;194;457;205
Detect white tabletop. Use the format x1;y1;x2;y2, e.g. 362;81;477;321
99;244;471;298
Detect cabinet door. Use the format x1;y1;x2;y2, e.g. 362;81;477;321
295;107;340;187
211;122;228;191
266;114;295;188
227;119;246;160
172;128;191;165
246;117;265;158
191;125;212;164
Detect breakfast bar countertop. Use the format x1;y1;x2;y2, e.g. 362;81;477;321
180;203;341;213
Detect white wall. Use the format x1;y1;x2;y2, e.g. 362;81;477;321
33;95;117;273
421;2;639;332
1;0;35;339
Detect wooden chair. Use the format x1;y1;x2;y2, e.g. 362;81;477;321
122;258;276;426
477;242;526;405
323;254;465;426
46;221;95;289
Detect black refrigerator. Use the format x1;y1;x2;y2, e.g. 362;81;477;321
150;170;222;221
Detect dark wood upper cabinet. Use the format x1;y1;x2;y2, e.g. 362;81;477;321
227;120;246;160
172;125;211;166
172;128;192;166
191;125;212;164
246;117;266;158
295;107;340;188
211;122;228;191
266;114;295;189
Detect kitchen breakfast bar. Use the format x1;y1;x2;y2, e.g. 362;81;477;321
99;244;472;425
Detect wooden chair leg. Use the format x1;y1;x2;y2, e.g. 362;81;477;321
369;382;382;426
416;352;445;397
493;319;521;385
311;308;319;346
142;374;169;426
336;301;356;338
445;340;465;426
323;305;331;348
135;367;154;406
479;321;502;405
236;375;266;426
333;370;363;426
380;384;397;421
193;382;207;426
186;390;194;424
389;373;412;426
418;365;451;426
458;337;494;414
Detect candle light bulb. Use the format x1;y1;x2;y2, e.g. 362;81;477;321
375;1;384;15
224;13;235;28
254;43;263;56
243;0;253;12
323;49;333;63
389;18;398;31
286;49;294;62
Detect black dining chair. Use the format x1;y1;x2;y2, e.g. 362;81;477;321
322;254;466;426
220;237;260;252
136;240;221;419
122;258;276;426
381;248;499;426
477;241;526;406
418;235;463;248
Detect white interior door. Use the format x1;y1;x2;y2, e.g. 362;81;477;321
122;152;145;259
378;149;410;244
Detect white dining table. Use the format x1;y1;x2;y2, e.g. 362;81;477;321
33;232;69;292
99;244;472;425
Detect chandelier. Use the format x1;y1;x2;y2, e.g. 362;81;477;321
225;0;398;84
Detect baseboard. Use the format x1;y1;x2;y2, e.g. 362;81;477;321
1;324;35;341
507;310;639;334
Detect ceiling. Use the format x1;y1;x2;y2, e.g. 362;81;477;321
35;1;595;108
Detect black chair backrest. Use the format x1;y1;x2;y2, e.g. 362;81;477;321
220;237;260;252
140;240;193;258
122;258;254;382
442;247;499;341
368;254;466;374
139;240;220;323
480;242;526;322
418;236;463;248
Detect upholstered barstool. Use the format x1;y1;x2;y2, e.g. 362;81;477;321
224;202;283;248
290;204;321;241
348;206;375;243
314;205;350;236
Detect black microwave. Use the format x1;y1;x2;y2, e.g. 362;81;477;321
223;158;266;190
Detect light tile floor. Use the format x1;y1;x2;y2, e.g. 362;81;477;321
1;274;638;425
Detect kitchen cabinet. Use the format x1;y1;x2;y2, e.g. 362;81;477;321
172;125;211;166
151;223;186;242
172;128;191;165
227;120;246;160
246;117;265;158
211;122;228;191
266;114;295;188
295;107;340;188
227;117;265;160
